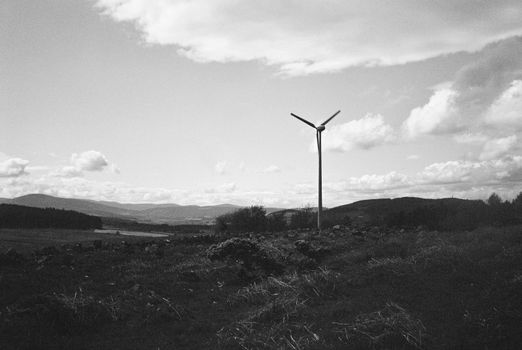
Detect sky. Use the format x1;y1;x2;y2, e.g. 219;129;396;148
2;0;522;207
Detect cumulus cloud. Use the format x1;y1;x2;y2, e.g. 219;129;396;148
297;155;522;205
71;150;109;172
485;80;522;128
403;37;522;139
479;135;518;160
403;89;458;138
320;114;395;152
0;158;29;178
52;150;113;178
96;0;522;75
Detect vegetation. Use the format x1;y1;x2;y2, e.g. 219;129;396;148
102;217;211;234
2;193;522;348
215;206;268;233
2;222;522;349
215;192;522;234
383;192;522;230
0;204;101;230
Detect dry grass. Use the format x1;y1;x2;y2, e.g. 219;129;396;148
333;302;426;349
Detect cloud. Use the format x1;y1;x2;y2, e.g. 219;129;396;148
214;161;228;175
406;155;420;160
0;158;29;178
485;80;522;128
71;150;109;172
479;135;518;160
403;37;522;139
403;89;458;138
52;151;113;178
96;0;522;75
301;155;522;204
263;165;281;173
320;114;395;152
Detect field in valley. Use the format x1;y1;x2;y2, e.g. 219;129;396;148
1;225;522;349
0;229;150;254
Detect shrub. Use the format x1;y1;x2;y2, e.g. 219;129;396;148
206;238;284;276
294;240;331;261
266;213;287;232
289;206;315;230
214;206;267;233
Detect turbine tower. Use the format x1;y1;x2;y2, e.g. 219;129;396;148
291;110;340;232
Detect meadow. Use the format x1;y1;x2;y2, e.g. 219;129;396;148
1;225;522;349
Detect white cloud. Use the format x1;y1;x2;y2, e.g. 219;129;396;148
96;0;522;75
485;80;522;128
403;37;522;139
479;135;518;160
403;89;458;138
214;161;228;175
319;114;395;152
0;158;29;178
263;165;281;173
52;150;113;178
304;155;522;204
71;150;109;171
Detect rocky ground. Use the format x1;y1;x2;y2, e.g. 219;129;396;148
1;225;522;349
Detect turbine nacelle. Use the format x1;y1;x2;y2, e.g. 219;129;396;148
290;110;340;131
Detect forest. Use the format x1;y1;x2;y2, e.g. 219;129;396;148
0;204;102;230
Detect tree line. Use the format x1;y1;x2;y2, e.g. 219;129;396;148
0;204;102;230
214;192;522;233
384;192;522;230
214;206;318;233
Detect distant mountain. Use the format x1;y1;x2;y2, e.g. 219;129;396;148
3;194;280;224
9;194;136;218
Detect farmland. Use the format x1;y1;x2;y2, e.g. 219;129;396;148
1;224;522;349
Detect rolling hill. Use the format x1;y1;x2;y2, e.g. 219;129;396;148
324;196;488;225
0;194;275;224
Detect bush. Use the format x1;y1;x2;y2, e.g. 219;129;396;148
266;213;287;232
214;206;267;234
206;238;284;276
289;206;315;230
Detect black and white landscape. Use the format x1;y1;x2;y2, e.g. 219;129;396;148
2;1;522;349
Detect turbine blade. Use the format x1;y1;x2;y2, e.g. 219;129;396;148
321;110;341;126
291;113;316;129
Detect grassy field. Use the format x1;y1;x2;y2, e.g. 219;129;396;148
1;225;522;349
0;229;149;254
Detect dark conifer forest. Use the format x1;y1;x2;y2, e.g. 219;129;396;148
0;204;102;230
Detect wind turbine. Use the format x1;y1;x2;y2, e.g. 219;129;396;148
291;110;340;232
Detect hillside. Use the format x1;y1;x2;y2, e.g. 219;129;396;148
1;194;267;224
325;197;487;225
